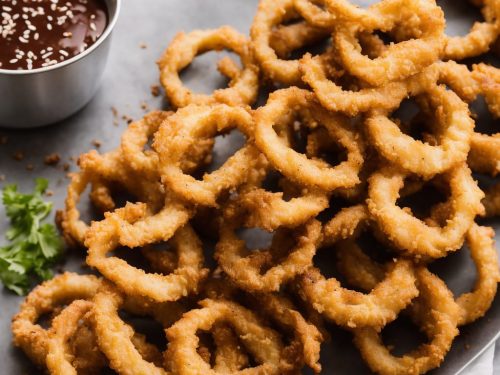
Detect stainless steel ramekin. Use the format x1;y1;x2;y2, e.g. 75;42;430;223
0;0;121;128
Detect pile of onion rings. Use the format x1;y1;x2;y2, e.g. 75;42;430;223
12;1;500;374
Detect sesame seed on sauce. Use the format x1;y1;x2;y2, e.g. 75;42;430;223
0;0;108;71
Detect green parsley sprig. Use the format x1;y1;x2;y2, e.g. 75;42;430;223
0;178;63;295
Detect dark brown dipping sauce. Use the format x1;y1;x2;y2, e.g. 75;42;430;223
0;0;108;70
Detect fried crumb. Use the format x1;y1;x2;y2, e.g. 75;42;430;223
92;139;102;148
26;164;34;171
464;343;471;350
113;119;119;126
45;190;54;197
139;42;147;49
122;114;133;124
13;151;24;161
140;102;149;111
111;106;118;117
44;153;61;166
150;84;160;97
63;163;70;172
69;156;75;162
65;173;72;179
0;135;7;145
0;175;5;182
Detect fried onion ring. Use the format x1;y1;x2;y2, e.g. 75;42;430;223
353;267;460;375
61;146;163;247
251;0;329;85
158;26;259;108
224;115;331;231
92;283;184;375
86;203;208;302
166;298;289;375
299;203;419;329
80;150;196;248
367;165;485;258
67;111;232;261
332;0;445;86
215;218;321;292
339;221;500;329
433;62;500;177
11;273;104;368
154;104;266;207
255;87;365;191
299;259;418;329
365;82;474;178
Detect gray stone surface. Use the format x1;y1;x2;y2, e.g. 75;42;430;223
0;0;498;374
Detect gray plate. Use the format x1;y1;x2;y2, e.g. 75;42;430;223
0;0;499;374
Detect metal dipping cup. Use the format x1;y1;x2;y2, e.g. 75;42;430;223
0;0;121;128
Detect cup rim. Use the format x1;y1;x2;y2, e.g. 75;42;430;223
0;0;121;76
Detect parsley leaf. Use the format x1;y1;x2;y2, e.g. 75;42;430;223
0;178;63;295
